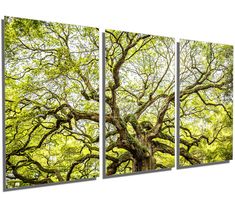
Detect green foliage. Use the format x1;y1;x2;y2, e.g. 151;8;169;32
5;16;99;189
105;30;175;175
180;40;233;166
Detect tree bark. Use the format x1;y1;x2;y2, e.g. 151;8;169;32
132;140;156;172
132;156;156;172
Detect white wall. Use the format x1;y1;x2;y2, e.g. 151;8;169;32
0;0;235;201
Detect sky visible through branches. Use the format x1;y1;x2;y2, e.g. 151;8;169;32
4;16;99;189
105;30;175;176
179;39;233;166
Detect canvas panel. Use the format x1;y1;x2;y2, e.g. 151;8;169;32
179;39;233;167
105;29;175;176
4;16;99;189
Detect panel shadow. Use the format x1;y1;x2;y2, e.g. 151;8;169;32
2;19;7;192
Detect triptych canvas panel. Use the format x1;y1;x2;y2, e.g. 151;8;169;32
105;30;175;176
4;17;99;189
179;40;233;167
2;16;233;190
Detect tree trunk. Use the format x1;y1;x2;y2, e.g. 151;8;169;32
132;156;156;172
132;141;156;172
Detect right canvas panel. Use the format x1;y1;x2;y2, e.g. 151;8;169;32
179;39;233;167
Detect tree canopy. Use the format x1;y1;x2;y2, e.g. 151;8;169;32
105;30;175;175
4;17;233;187
179;40;233;166
5;16;99;189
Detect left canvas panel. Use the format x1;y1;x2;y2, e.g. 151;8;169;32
4;16;99;190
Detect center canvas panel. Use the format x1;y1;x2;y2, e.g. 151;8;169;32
4;16;99;189
105;29;175;176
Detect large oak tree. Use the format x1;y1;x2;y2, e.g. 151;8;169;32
105;30;175;175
